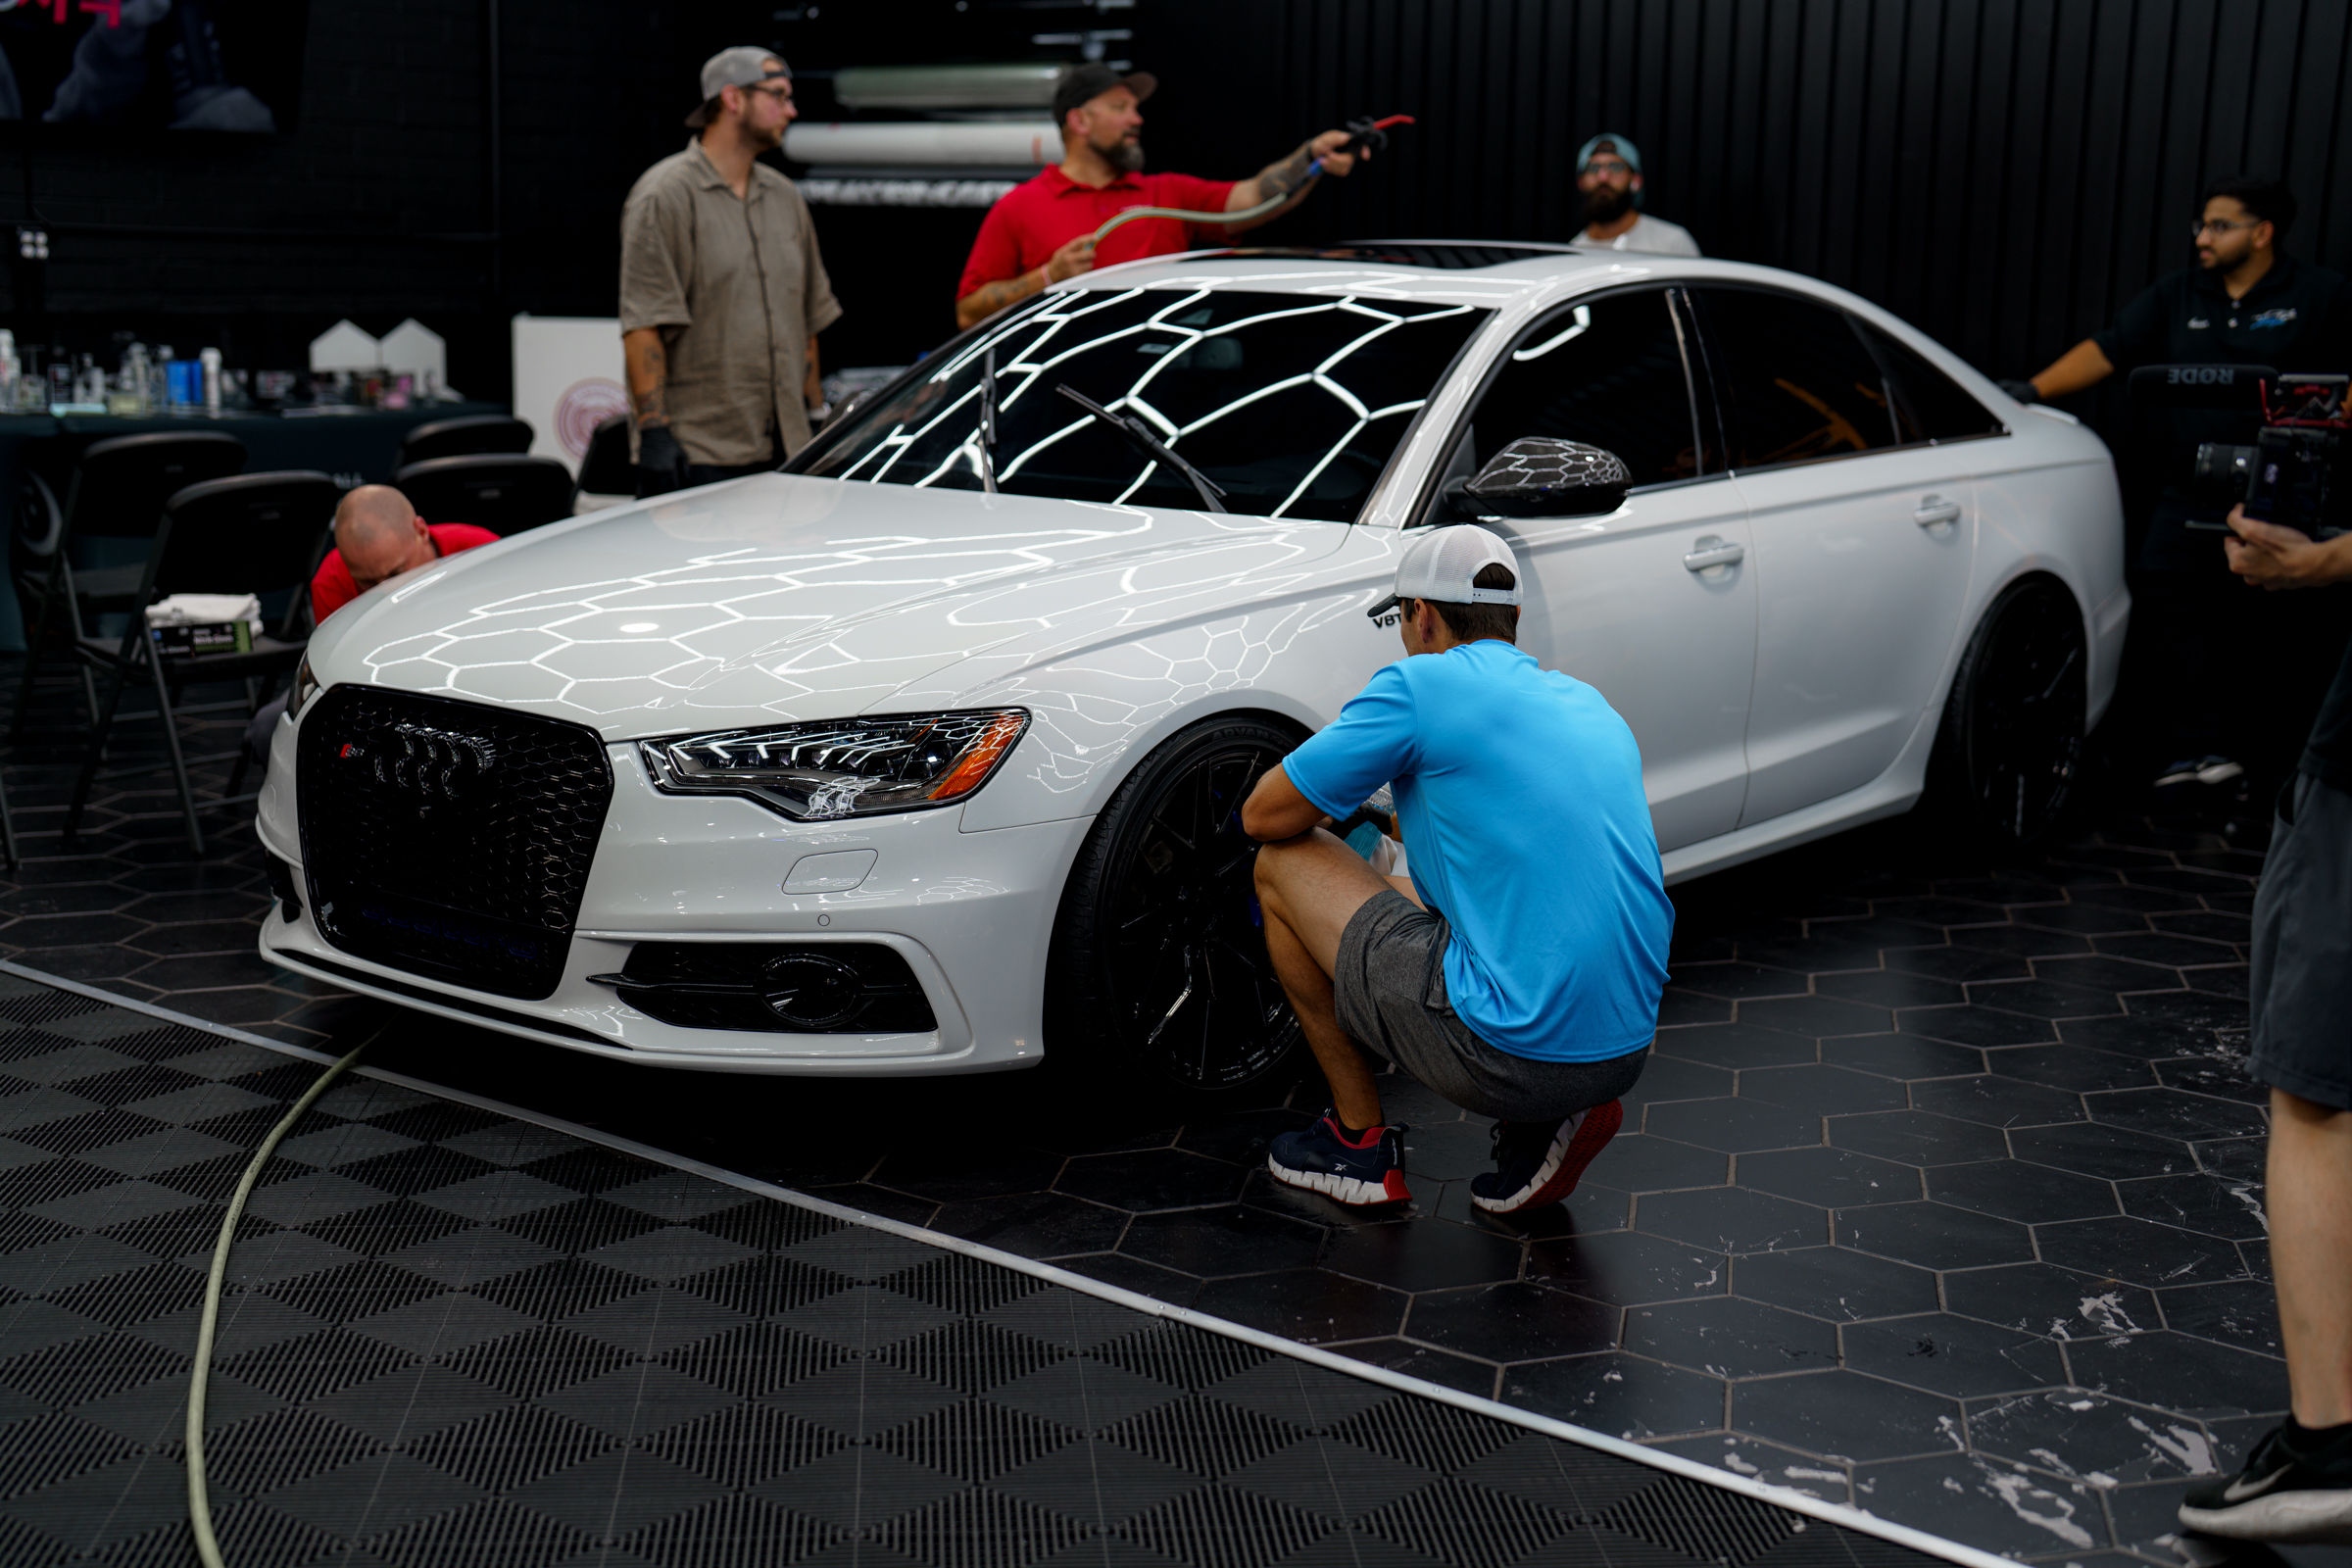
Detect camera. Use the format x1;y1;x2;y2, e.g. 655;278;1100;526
2131;364;2349;538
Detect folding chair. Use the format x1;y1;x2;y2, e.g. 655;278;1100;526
571;415;637;510
13;431;246;733
397;414;533;466
64;471;340;857
390;454;575;537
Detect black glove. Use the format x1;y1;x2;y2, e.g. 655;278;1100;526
635;424;689;498
1995;378;2039;405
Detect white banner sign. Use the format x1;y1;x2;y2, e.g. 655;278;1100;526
511;314;630;475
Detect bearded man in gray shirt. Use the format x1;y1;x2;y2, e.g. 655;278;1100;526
619;47;844;497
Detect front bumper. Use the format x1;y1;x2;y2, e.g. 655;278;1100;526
257;725;1087;1075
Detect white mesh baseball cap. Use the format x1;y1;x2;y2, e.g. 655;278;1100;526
1368;524;1524;618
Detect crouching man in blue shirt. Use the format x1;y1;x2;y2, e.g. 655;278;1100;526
1243;525;1674;1212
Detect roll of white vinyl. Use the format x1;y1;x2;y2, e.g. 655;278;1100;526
832;63;1062;111
783;122;1059;168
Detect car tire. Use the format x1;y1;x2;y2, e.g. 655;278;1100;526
1928;575;2086;849
1044;714;1308;1099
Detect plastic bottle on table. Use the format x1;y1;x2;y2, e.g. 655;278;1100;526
200;348;221;414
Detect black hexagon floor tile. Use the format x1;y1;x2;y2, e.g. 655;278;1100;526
0;660;2297;1562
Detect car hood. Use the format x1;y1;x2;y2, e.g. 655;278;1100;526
311;473;1355;741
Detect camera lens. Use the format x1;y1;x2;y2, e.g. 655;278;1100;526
2192;442;2258;497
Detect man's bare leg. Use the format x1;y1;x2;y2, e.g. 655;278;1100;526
1252;829;1409;1130
2271;1088;2352;1427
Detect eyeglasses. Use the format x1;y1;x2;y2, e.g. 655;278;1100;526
2192;218;2259;236
743;81;792;103
1582;159;1633;176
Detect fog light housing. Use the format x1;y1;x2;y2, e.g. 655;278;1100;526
760;953;864;1027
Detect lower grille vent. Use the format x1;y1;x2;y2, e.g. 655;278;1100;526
596;943;938;1034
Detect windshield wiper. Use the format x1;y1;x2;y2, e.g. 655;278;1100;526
1054;383;1227;514
976;346;1000;494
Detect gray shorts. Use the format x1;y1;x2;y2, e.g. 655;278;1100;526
2248;772;2352;1110
1332;889;1647;1123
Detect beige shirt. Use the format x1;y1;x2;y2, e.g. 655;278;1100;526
618;140;844;466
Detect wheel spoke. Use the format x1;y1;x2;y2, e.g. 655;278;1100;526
1101;739;1301;1089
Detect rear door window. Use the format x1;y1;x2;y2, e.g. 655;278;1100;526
1690;286;1900;469
1855;321;2007;443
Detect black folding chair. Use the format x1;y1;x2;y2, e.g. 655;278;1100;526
397;414;533;467
64;471;340;857
391;454;575;537
572;415;637;506
13;431;246;733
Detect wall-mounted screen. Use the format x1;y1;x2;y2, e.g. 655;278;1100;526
0;0;306;131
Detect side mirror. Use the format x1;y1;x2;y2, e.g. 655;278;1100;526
1448;437;1631;518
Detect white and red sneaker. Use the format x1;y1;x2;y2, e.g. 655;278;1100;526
1470;1100;1624;1214
1267;1109;1411;1205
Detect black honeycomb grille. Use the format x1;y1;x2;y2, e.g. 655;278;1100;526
296;685;612;1000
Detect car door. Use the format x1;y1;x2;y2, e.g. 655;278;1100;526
1688;285;1983;826
1427;285;1755;851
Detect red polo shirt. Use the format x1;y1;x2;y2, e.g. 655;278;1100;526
311;523;500;626
957;167;1238;301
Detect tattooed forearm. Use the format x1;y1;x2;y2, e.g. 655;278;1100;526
1252;141;1320;202
622;327;670;428
956;270;1046;330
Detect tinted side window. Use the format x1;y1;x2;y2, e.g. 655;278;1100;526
1467;290;1702;487
1694;287;1898;468
1858;321;2006;443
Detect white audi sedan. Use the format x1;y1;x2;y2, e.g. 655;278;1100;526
257;244;2127;1091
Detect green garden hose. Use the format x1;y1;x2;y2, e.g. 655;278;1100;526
186;1039;372;1568
1088;114;1415;245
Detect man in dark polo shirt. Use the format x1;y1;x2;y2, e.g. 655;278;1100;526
2177;507;2352;1544
953;65;1364;330
2014;175;2351;804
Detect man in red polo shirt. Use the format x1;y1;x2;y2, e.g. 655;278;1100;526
955;65;1363;330
310;485;499;625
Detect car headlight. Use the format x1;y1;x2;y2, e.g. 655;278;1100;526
640;709;1030;821
286;656;320;720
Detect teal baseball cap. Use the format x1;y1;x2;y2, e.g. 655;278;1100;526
1575;132;1644;207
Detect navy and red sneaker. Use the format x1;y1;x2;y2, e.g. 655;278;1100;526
1267;1109;1411;1205
1470;1100;1624;1214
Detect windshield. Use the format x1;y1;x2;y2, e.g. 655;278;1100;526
796;287;1491;522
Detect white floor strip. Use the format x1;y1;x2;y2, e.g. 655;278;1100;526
2;959;2018;1568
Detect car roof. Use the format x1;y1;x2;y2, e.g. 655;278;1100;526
1054;242;1734;309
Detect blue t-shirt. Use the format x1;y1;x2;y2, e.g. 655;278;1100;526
1283;639;1673;1063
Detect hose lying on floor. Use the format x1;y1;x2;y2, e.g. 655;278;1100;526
185;1038;373;1568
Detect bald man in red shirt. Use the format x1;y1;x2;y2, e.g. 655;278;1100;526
955;65;1363;330
309;486;498;625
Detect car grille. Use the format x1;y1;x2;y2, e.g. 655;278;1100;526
296;686;613;1000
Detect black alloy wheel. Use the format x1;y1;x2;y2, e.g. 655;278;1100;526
1045;715;1306;1096
1931;575;2086;849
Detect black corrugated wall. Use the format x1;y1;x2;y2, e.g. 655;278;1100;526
1146;0;2352;383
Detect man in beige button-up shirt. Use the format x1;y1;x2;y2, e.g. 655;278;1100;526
618;47;844;496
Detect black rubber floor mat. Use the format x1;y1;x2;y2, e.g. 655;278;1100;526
0;969;1971;1568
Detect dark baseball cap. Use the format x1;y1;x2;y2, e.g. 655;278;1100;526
1052;63;1157;128
686;45;790;128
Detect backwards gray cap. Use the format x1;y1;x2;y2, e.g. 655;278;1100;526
686;45;790;128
